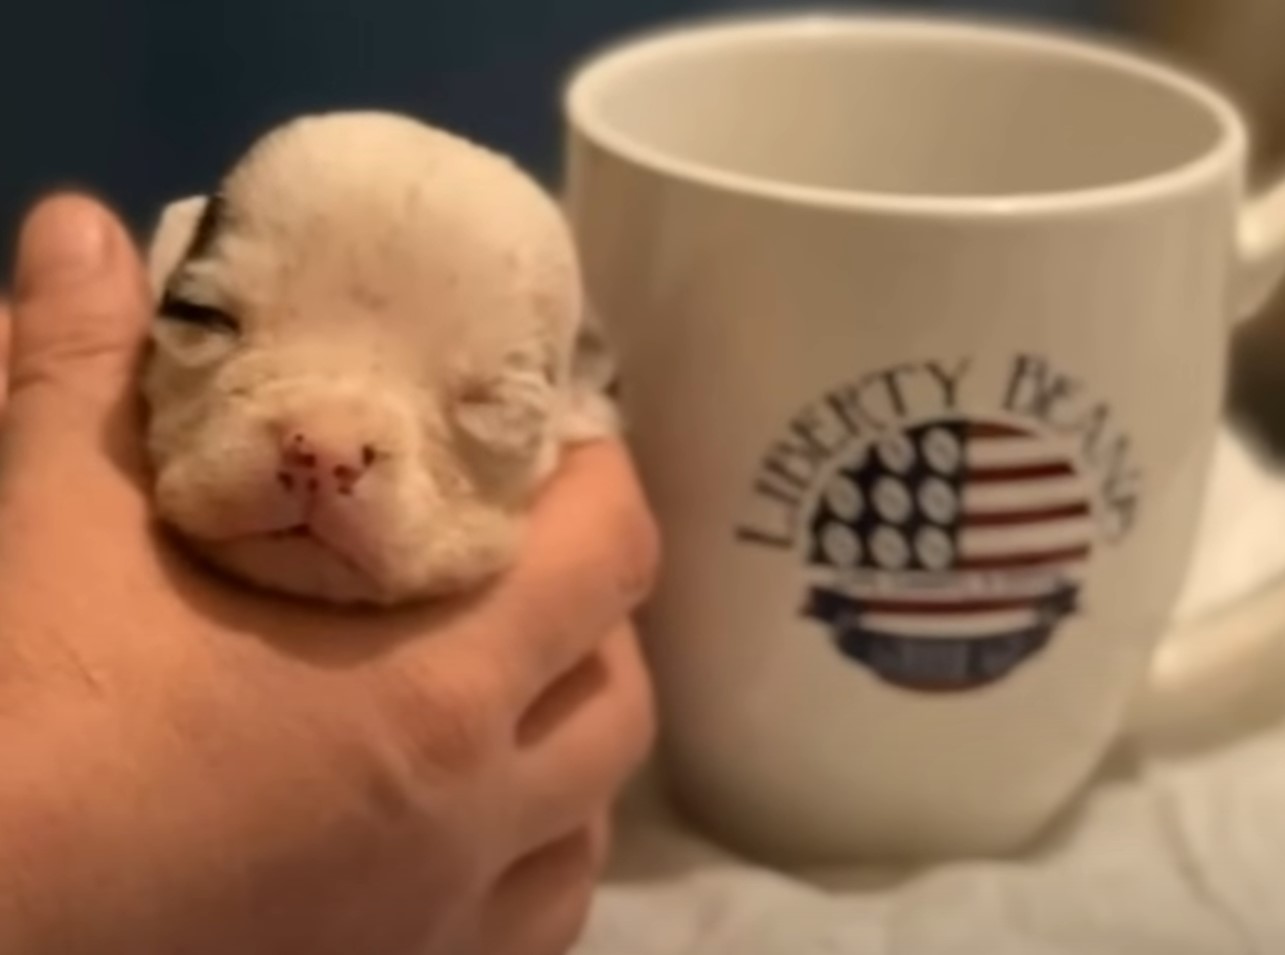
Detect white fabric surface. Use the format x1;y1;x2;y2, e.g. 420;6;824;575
576;422;1285;955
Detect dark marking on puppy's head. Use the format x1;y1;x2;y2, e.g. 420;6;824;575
155;193;241;337
183;193;229;265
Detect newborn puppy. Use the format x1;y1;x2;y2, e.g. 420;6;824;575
143;111;617;606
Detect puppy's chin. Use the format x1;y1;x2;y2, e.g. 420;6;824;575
197;536;399;606
170;512;523;608
185;536;487;607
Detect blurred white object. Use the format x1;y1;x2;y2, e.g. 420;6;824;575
575;418;1285;955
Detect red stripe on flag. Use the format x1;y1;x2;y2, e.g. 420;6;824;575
859;595;1057;615
961;502;1090;527
967;462;1076;482
957;545;1090;570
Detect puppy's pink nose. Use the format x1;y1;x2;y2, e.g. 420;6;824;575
277;429;378;498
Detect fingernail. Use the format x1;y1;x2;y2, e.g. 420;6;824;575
14;195;111;296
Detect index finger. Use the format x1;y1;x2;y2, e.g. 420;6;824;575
447;439;660;708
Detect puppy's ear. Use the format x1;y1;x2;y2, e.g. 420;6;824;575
560;299;622;442
146;196;210;297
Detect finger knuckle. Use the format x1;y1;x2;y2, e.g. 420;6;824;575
613;496;662;607
533;838;600;955
537;893;595;955
612;634;658;774
587;812;614;877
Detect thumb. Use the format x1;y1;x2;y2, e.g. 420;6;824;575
4;193;153;473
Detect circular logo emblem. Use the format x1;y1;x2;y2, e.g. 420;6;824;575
801;417;1089;691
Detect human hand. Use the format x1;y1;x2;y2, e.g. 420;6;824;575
0;194;658;955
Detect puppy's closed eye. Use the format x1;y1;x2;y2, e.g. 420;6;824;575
159;291;240;335
154;291;241;368
453;365;553;463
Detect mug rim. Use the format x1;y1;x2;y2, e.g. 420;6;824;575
562;12;1248;218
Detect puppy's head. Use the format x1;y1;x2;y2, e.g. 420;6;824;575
143;111;583;605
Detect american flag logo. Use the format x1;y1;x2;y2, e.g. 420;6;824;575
802;418;1090;692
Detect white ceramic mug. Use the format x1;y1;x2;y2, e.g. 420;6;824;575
562;13;1285;864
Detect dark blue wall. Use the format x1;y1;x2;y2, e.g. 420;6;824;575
0;0;1113;264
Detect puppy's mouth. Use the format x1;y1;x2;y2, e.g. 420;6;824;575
260;521;383;583
178;516;386;596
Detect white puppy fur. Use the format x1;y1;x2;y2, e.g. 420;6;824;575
143;111;618;606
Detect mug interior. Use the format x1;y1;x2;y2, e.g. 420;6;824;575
566;16;1238;203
